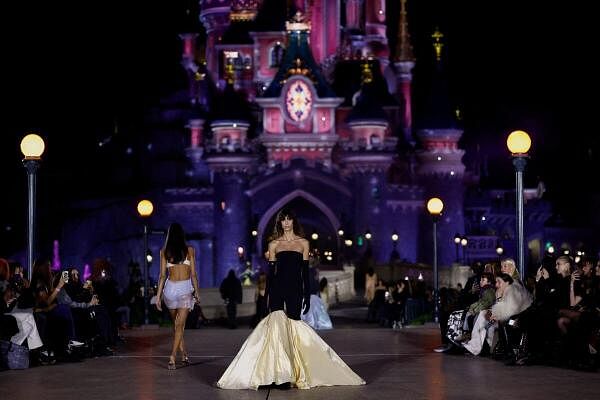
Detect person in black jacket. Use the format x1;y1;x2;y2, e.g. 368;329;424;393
220;270;243;329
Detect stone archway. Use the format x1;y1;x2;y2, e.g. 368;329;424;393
257;189;340;255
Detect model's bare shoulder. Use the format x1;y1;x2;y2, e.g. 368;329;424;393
300;238;309;247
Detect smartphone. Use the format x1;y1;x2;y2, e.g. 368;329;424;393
62;270;69;283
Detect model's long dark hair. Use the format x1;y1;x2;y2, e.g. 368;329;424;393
271;208;305;239
164;222;188;264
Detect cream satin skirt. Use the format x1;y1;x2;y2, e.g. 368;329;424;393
217;310;365;390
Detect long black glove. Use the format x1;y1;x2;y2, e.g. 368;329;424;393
302;260;310;314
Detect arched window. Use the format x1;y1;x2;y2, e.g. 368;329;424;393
269;43;285;67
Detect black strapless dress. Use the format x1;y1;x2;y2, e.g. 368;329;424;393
268;251;305;320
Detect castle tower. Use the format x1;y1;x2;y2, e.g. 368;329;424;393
341;60;397;263
393;0;416;146
308;0;341;64
205;64;257;282
200;0;232;82
416;28;465;268
363;0;389;70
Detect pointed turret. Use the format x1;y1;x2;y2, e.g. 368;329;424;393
263;11;336;98
416;28;457;130
395;0;415;62
345;61;393;151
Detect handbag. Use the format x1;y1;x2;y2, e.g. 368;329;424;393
0;340;30;369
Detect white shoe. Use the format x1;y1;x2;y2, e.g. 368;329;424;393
392;321;398;330
68;340;85;347
433;344;452;353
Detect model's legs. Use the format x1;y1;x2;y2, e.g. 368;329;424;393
171;308;190;360
166;309;178;367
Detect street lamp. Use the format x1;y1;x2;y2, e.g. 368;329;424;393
496;245;504;256
460;236;468;264
453;233;461;263
426;197;444;323
20;133;45;280
137;199;154;324
365;230;372;240
337;229;344;236
507;130;531;280
311;232;319;241
391;231;400;262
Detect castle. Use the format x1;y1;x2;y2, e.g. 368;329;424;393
60;1;573;288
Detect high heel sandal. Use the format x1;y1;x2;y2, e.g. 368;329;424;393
168;356;176;370
182;354;190;365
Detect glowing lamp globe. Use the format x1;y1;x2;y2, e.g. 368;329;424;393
506;130;531;155
20;134;45;159
426;197;444;216
137;200;154;217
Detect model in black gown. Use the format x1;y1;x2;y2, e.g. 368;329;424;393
217;208;364;389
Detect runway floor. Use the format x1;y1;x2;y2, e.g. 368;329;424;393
1;312;599;400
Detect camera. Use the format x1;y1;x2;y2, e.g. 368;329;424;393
62;270;69;283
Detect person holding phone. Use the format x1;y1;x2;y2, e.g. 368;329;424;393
31;260;85;359
155;223;201;370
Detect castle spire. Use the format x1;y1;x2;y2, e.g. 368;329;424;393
395;0;415;62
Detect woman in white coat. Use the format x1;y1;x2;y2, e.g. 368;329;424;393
463;273;532;355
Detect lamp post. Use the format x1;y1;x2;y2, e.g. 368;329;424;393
391;231;400;262
137;199;154;325
453;233;461;263
460;236;468;265
427;197;444;323
20;134;45;280
496;243;504;263
507;130;532;280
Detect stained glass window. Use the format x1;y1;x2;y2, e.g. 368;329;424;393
285;80;312;123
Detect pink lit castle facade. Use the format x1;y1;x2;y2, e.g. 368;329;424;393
64;1;553;288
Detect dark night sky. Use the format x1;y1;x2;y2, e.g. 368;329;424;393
1;0;598;255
